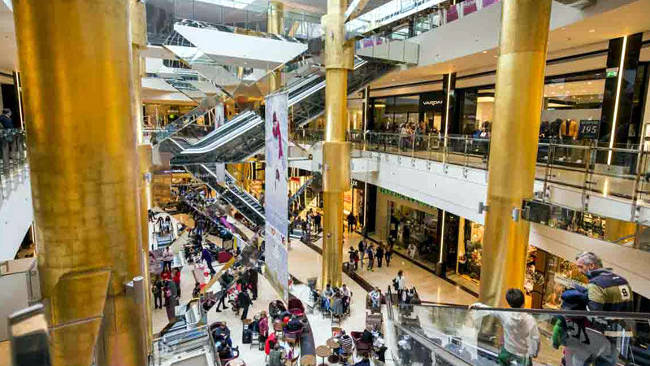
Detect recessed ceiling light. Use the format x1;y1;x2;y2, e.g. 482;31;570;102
589;29;596;33
482;51;488;54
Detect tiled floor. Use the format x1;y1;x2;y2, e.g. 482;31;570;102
300;231;477;306
151;211;397;365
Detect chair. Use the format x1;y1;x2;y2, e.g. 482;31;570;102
288;298;305;317
284;328;303;346
330;310;342;326
249;330;259;349
350;332;371;356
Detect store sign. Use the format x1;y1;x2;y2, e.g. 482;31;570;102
606;67;619;78
379;187;435;210
419;92;444;112
578;120;600;140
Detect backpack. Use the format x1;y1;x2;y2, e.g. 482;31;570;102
392;278;399;291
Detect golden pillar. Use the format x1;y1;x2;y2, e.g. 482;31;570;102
13;1;146;365
130;0;154;355
479;0;551;306
321;0;354;288
268;1;284;92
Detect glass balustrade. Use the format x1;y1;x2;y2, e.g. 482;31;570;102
383;287;650;366
0;129;28;204
291;129;650;218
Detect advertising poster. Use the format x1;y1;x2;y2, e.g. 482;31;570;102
215;103;225;129
264;92;289;301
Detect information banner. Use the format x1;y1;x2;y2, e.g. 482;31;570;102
264;93;289;301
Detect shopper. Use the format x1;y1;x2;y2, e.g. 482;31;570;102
248;266;258;300
385;242;393;267
394;270;406;302
238;289;252;320
152;276;163;309
348;247;357;271
164;281;177;321
358;240;366;268
172;268;181;298
471;289;540;366
369;287;382;309
162;247;174;272
376;244;384;268
268;343;286;366
575;252;633;311
366;244;375;271
0;109;13;129
347;212;356;233
201;246;216;276
314;211;322;233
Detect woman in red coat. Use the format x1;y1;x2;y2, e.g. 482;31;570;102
172;268;181;298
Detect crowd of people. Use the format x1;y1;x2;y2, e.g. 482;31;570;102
348;238;393;272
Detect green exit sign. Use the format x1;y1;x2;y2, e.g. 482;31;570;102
606;67;619;78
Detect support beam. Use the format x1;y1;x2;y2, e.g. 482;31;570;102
13;1;146;365
321;0;354;288
130;0;153;356
268;1;285;92
479;0;551;306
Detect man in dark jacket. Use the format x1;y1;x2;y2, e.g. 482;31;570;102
575;252;633;312
248;266;258;300
238;290;252;320
0;109;13;129
201;246;216;275
576;252;632;366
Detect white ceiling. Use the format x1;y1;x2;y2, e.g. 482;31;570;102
0;1;16;73
371;0;650;89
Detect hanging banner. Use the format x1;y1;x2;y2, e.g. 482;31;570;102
215;103;225;129
215;163;226;183
264;92;289;301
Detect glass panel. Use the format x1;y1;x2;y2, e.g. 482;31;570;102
384;289;650;366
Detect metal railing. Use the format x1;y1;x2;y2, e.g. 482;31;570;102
292;129;650;208
385;285;650;366
0;129;28;204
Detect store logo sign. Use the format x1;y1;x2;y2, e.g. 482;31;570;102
422;100;443;107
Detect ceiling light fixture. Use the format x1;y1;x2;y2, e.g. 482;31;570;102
589;29;596;33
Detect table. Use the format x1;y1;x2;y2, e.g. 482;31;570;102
315;345;330;366
300;354;316;366
326;337;340;349
225;360;246;366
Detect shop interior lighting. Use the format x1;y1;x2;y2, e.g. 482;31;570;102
607;35;628;165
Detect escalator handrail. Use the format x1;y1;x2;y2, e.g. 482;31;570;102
224;171;265;218
179;114;263;155
186;110;256;150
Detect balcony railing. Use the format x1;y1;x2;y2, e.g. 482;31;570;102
293;129;650;209
0;129;28;204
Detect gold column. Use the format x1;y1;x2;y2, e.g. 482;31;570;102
13;1;146;365
268;1;285;92
130;0;153;355
479;0;552;306
321;0;354;288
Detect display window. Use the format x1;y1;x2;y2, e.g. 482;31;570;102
541;253;588;309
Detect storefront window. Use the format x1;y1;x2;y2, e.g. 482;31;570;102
541;253;587;309
457;221;483;283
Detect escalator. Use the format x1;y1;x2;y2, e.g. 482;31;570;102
222;171;265;227
166;56;395;165
288;174;320;207
383;287;650;366
183;163;265;227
